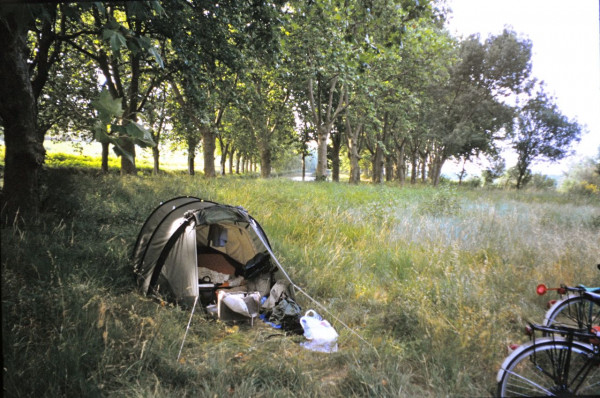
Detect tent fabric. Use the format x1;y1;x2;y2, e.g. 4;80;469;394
132;196;203;269
132;198;285;307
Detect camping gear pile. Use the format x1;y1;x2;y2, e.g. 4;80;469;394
132;197;303;330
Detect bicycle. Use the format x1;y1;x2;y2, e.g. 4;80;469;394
497;291;600;397
536;265;600;331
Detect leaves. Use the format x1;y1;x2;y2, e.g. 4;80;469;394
91;90;156;161
92;89;122;124
102;28;127;53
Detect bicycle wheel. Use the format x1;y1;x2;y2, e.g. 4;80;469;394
497;338;600;397
544;295;600;330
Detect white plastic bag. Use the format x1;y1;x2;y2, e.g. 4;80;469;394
299;310;338;353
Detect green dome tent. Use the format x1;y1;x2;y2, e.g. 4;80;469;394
132;197;295;309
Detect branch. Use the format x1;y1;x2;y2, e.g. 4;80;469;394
308;77;320;127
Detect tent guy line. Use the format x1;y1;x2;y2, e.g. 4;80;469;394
248;217;378;355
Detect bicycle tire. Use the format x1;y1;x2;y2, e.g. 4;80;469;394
544;295;600;330
496;337;600;397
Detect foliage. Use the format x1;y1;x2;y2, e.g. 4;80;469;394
512;85;582;189
1;0;584;226
560;150;600;198
528;173;557;190
416;185;461;216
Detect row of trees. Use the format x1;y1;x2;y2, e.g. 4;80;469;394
0;0;582;221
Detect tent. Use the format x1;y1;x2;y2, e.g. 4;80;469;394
132;196;294;310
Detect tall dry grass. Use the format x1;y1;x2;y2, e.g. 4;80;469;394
2;167;599;397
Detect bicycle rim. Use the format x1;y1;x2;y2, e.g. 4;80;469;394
545;296;600;330
497;340;600;397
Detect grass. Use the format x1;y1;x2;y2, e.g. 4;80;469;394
1;151;600;397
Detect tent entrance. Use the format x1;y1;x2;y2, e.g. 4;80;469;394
195;222;273;307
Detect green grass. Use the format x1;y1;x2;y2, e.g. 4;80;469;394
2;152;600;397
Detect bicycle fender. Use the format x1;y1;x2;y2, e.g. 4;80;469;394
496;337;593;383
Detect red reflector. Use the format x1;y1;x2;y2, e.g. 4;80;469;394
536;284;547;295
547;299;557;309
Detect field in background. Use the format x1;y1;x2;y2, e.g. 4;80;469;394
42;140;191;172
1;152;599;397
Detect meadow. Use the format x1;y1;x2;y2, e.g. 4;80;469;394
2;151;599;397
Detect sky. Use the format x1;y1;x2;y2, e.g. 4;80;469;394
443;0;600;176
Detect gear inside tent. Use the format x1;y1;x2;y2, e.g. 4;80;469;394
132;197;299;326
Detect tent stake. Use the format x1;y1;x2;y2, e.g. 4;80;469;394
177;295;198;362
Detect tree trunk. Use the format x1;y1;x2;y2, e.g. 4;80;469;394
431;156;445;186
188;152;195;176
259;145;272;178
331;130;342;182
120;140;137;175
202;127;216;178
316;128;329;180
220;144;228;176
395;144;406;184
346;119;361;184
0;14;45;221
101;142;109;173
372;145;384;183
119;53;141;175
301;153;306;181
217;138;229;176
458;159;467;185
153;146;160;175
187;138;198;176
228;149;234;175
410;150;418;184
385;154;394;182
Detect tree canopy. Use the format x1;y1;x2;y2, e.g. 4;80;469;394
1;0;581;220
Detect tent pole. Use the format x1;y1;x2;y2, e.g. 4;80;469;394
177;295;199;362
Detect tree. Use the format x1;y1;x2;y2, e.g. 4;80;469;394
0;4;57;221
513;87;582;189
64;2;164;174
238;61;294;178
158;0;285;178
284;0;354;181
425;30;532;185
481;155;506;186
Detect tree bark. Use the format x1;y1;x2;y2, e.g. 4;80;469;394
101;142;109;173
0;12;45;221
259;144;272;178
385;154;394;182
316;128;329;180
228;148;234;175
410;149;418;184
120;140;137;175
152;146;160;175
346;118;362;184
219;140;229;176
331;129;342;182
395;141;406;184
187;137;198;176
202;127;216;178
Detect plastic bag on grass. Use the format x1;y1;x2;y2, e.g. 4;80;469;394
299;310;338;353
